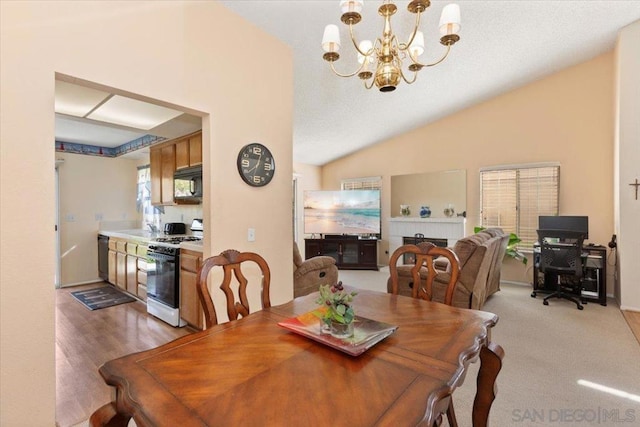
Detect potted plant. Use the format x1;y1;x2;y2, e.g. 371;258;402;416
474;226;528;265
315;281;357;338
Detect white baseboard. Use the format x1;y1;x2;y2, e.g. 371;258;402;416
501;280;530;287
59;278;104;288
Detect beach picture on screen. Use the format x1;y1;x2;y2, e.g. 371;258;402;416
304;190;381;235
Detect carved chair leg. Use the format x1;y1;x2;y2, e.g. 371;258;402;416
446;398;459;427
89;402;131;427
472;342;505;427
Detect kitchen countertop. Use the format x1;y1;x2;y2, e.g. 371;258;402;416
99;229;204;252
99;229;160;242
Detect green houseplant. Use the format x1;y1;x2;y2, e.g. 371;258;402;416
474;226;528;265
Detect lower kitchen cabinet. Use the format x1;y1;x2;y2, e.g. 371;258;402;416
104;236;148;300
115;240;127;290
180;249;204;330
137;245;148;301
126;242;138;295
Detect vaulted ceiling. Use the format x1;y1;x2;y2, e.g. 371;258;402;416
220;1;640;166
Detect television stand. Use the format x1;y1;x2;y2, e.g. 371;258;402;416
305;237;378;271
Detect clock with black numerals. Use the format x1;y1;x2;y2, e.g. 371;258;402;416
237;143;276;187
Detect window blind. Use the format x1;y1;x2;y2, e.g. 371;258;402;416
480;165;559;248
341;176;382;190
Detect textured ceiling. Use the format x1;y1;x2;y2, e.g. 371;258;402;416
220;0;640;166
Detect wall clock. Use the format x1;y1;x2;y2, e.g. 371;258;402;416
237;143;275;187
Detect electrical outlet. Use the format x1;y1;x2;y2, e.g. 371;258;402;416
95;213;104;221
248;228;255;242
65;214;75;222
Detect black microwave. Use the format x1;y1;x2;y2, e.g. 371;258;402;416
174;165;203;202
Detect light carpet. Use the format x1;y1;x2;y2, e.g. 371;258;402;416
340;269;640;426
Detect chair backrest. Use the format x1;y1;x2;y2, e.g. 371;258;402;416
196;249;271;328
536;229;585;278
388;242;460;305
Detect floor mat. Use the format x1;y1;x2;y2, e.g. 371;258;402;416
70;285;136;310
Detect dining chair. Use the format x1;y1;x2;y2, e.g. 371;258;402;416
388;242;462;427
388;242;461;304
196;249;271;328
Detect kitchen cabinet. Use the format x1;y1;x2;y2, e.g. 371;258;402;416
104;236;149;300
137;245;148;301
108;239;117;285
188;133;202;166
151;130;202;205
150;143;175;205
180;248;204;330
161;145;176;204
116;253;127;290
126;242;138;295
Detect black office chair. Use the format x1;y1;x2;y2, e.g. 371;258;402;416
536;229;586;310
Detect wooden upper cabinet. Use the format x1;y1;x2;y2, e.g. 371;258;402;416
160;144;175;205
150;131;202;206
150;148;163;205
175;132;202;170
175;138;190;170
189;133;202;166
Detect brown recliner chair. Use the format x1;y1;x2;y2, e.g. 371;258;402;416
293;242;339;297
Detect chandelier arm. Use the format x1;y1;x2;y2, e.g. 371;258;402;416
348;24;373;57
363;78;376;90
410;44;452;68
399;10;423;51
329;61;367;78
398;64;418;85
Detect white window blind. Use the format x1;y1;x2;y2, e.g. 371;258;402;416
480;165;559;248
341;176;382;190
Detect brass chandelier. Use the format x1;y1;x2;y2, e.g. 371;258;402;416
321;0;461;92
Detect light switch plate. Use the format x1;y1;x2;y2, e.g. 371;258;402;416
248;228;255;242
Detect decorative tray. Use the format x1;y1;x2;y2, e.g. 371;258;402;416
277;311;398;356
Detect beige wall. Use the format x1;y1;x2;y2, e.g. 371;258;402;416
615;20;640;310
57;152;140;286
0;1;292;425
322;53;615;288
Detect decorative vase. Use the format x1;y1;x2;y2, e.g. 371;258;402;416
444;204;455;218
329;320;354;339
400;205;411;217
419;206;431;218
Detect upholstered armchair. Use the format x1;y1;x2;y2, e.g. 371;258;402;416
387;229;509;310
293;242;339;297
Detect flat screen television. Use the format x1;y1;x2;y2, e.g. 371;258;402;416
538;215;589;239
304;190;381;236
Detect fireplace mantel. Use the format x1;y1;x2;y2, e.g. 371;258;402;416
388;217;466;255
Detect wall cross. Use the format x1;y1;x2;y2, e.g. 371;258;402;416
630;178;640;200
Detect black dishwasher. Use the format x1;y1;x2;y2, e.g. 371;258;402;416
98;234;109;281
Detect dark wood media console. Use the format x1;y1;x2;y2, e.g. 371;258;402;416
305;236;378;270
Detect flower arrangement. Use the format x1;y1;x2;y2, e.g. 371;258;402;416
315;281;357;326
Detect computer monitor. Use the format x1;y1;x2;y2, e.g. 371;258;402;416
538;216;589;240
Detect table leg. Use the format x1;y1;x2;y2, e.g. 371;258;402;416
89;402;131;427
472;342;504;427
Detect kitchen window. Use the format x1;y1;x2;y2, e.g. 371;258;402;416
137;165;161;228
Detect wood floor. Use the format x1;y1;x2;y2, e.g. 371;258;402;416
56;282;194;427
622;310;640;345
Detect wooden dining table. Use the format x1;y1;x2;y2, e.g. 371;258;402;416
92;289;503;427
